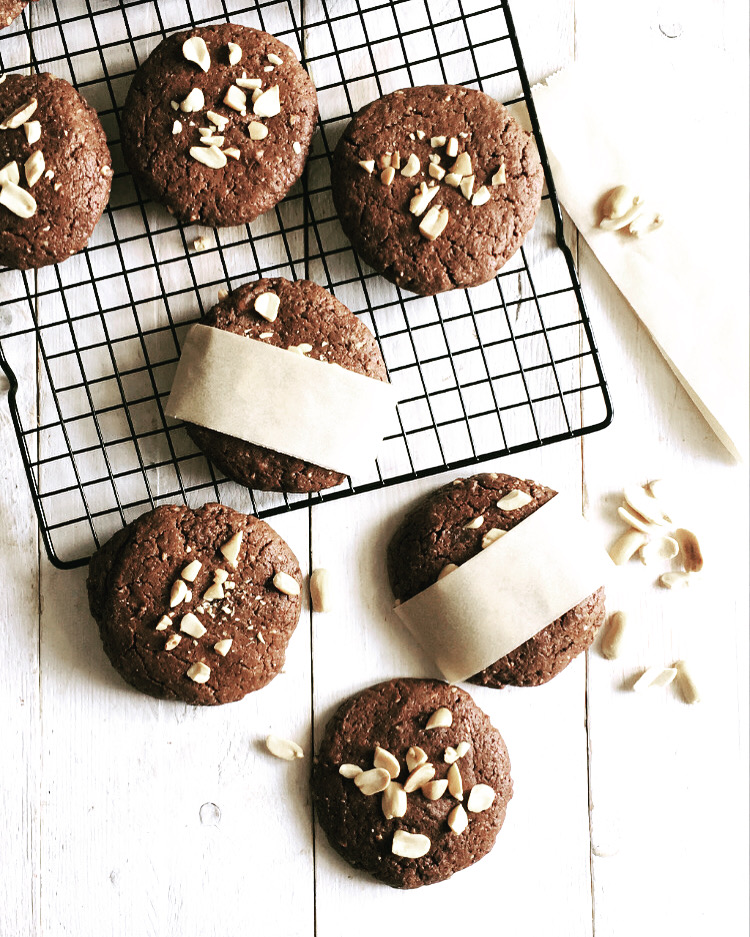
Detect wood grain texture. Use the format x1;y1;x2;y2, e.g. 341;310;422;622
0;1;747;935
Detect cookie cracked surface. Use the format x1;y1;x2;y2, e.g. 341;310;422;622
387;472;606;687
332;84;544;295
87;503;302;705
312;678;512;888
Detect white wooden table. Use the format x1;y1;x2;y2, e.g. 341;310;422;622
2;2;747;935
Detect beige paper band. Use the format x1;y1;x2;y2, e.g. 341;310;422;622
393;494;614;683
166;324;397;476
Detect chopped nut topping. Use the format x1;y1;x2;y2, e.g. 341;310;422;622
426;707;453;729
496;489;533;510
450;151;472;177
467;783;495;813
223;147;241;160
187;661;211;683
381;781;407;820
181;559;202;582
430;135;446;147
24;120;41;144
292;141;302;154
236;76;262;90
405;746;428;772
444;747;459;764
199;134;225;147
164;634;181;651
24;150;44;187
416;129;426;140
482;528;507;549
459;174;475;200
401;153;420;177
447;762;463;800
0;161;20;186
403;763;436;793
374;746;400;779
0;98;38;130
437;563;458;580
0;182;36;219
355;767;391;795
267;53;283;66
422;779;449;800
462;515;483;531
358;159;375;173
254;291;280;322
253;85;281;118
409;182;440;216
428;162;445;180
418;205;449;240
172;119;183;134
180;612;206;639
203;582;224;602
214;638;232;656
445;136;459;158
447;803;468;834
377;152;392;170
444;172;461;187
207;110;229;129
380;166;395;185
170;578;188;608
180;88;205;113
273;571;300;596
155;615;171;631
390;150;401;169
392;830;430;858
491;160;506;185
266;734;304;760
287;343;313;355
182;36;211;72
224;84;247;112
339;764;363;778
472;185;491;206
190;144;227;168
455;741;470;758
227;42;243;65
220;531;243;567
244;122;267;144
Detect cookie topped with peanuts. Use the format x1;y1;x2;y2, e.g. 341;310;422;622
332;84;544;295
0;72;112;268
120;23;318;226
87;503;302;705
312;678;513;888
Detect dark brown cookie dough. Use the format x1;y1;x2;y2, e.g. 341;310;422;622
0;72;112;269
0;0;35;30
332;84;544;295
120;24;318;226
87;503;302;705
312;678;512;889
387;472;606;687
185;277;389;493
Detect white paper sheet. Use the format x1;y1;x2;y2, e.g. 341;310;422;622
393;494;614;683
531;58;749;460
166;324;398;476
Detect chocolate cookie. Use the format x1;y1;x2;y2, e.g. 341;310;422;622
387;473;606;687
0;0;35;30
312;678;512;889
120;24;318;226
332;84;544;295
0;72;112;269
185;277;389;493
87;503;302;705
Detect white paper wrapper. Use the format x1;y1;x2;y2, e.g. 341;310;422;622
530;58;749;460
166;324;398;476
393;494;614;683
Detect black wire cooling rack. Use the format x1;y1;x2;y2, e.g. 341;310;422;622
0;0;612;569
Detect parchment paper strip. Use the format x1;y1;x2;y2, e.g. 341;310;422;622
166;324;398;476
393;494;614;683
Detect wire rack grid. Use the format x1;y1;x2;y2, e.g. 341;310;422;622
0;0;612;569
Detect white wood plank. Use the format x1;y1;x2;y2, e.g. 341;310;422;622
573;2;749;934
